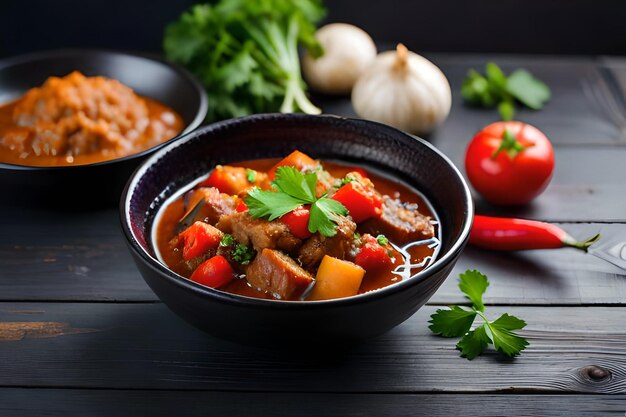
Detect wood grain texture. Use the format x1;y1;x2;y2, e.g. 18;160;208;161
0;389;624;417
0;303;624;394
2;211;624;305
435;223;626;305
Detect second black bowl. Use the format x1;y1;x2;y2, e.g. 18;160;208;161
0;49;207;208
121;114;473;346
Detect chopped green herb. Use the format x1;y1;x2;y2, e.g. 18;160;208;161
245;166;348;237
232;243;256;265
376;234;389;246
340;173;357;186
220;234;235;247
219;233;255;265
461;63;551;120
246;169;257;183
429;269;529;360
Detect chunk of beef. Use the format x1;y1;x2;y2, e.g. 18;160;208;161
183;187;239;226
246;248;314;299
298;215;357;271
361;195;434;244
216;212;302;253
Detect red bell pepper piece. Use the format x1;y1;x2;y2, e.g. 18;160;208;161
235;200;248;212
331;182;382;223
190;255;235;288
355;235;392;271
178;221;223;261
280;206;312;239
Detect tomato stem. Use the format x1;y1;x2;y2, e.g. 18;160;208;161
492;128;525;159
563;233;601;252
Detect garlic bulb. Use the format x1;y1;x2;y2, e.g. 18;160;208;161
302;23;377;95
351;44;451;134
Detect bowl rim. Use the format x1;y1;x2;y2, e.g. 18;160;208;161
121;113;474;309
0;48;208;171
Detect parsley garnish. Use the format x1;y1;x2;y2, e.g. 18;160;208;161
246;169;257;183
429;270;529;360
220;234;255;265
245;166;348;237
376;234;388;246
461;63;550;120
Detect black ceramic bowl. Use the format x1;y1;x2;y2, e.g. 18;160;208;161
121;114;473;346
0;49;207;207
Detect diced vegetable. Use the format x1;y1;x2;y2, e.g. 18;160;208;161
190;255;235;288
236;200;248;212
199;165;250;195
307;255;365;300
178;221;223;261
280;206;312;239
331;181;382;223
268;150;317;180
355;234;392;271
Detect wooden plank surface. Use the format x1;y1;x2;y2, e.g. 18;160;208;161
2;210;624;305
0;303;624;394
0;389;625;417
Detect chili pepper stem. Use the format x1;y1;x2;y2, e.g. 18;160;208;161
562;233;601;252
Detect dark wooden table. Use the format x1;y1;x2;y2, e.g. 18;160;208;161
1;54;625;416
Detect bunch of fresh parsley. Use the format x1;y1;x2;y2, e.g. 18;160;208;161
245;166;347;237
164;0;325;122
429;270;529;359
461;63;551;121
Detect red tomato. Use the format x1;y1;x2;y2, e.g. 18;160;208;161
355;235;392;271
280;206;312;239
190;255;235;288
465;121;555;206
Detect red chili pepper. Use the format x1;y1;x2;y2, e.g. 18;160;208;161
470;215;600;252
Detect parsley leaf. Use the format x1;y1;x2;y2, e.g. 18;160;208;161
245;188;303;221
429;305;477;337
429;269;529;360
484;313;528;357
309;197;348;237
164;0;326;122
461;63;550;120
458;269;489;312
457;325;490;360
272;166;317;202
245;166;348;237
506;69;551;110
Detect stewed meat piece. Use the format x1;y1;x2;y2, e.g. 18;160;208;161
183;187;239;225
298;215;357;271
216;212;302;253
246;248;314;299
361;195;434;244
